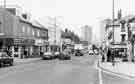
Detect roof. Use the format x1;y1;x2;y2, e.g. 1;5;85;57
30;20;48;31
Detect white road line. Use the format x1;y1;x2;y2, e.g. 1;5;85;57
98;61;103;84
93;59;103;84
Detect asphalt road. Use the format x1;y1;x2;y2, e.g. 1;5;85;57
0;54;99;84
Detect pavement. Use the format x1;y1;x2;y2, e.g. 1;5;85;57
95;55;135;84
98;54;135;80
14;57;41;65
0;54;99;84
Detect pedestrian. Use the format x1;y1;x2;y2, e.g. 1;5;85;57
107;48;111;62
24;50;27;58
40;51;43;56
111;49;115;66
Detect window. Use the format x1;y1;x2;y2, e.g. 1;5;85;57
37;30;40;37
0;22;2;33
121;23;125;32
32;29;35;36
27;27;30;34
121;34;126;42
22;26;25;32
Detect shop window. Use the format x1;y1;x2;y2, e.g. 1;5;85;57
14;46;18;52
121;34;126;42
27;27;30;34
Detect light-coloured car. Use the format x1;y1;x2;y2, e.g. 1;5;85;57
89;50;94;55
94;50;99;55
42;52;54;60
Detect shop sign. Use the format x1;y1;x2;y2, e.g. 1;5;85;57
13;39;34;45
23;39;34;45
13;38;24;45
111;45;127;48
35;39;44;46
43;40;49;45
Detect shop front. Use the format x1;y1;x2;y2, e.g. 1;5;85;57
34;39;48;56
12;38;35;58
0;38;13;57
110;43;127;61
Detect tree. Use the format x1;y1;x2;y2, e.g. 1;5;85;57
61;29;80;43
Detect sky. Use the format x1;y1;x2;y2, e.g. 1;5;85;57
3;0;135;42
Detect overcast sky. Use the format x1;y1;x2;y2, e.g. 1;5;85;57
3;0;135;41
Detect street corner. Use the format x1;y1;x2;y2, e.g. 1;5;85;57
97;61;135;80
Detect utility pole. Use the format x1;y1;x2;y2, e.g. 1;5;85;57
53;16;57;52
4;0;6;8
54;17;56;45
112;0;115;43
0;0;6;52
112;0;115;66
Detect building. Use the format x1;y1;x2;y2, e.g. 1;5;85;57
100;19;112;43
5;5;23;17
0;8;48;58
81;25;92;44
105;17;129;59
47;23;62;52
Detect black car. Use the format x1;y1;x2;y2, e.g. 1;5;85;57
75;49;83;56
58;51;71;60
0;52;14;67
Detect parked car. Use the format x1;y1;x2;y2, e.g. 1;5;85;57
75;49;83;56
54;51;60;58
0;52;14;67
89;50;94;55
42;51;54;60
58;51;71;60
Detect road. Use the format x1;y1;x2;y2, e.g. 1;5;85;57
0;54;133;84
0;54;99;84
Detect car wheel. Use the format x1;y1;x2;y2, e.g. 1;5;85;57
10;62;13;66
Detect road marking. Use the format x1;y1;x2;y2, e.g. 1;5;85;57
98;62;103;84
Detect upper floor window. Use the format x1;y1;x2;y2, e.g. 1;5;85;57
22;26;25;33
32;29;35;36
37;30;40;37
27;27;30;34
121;20;126;32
